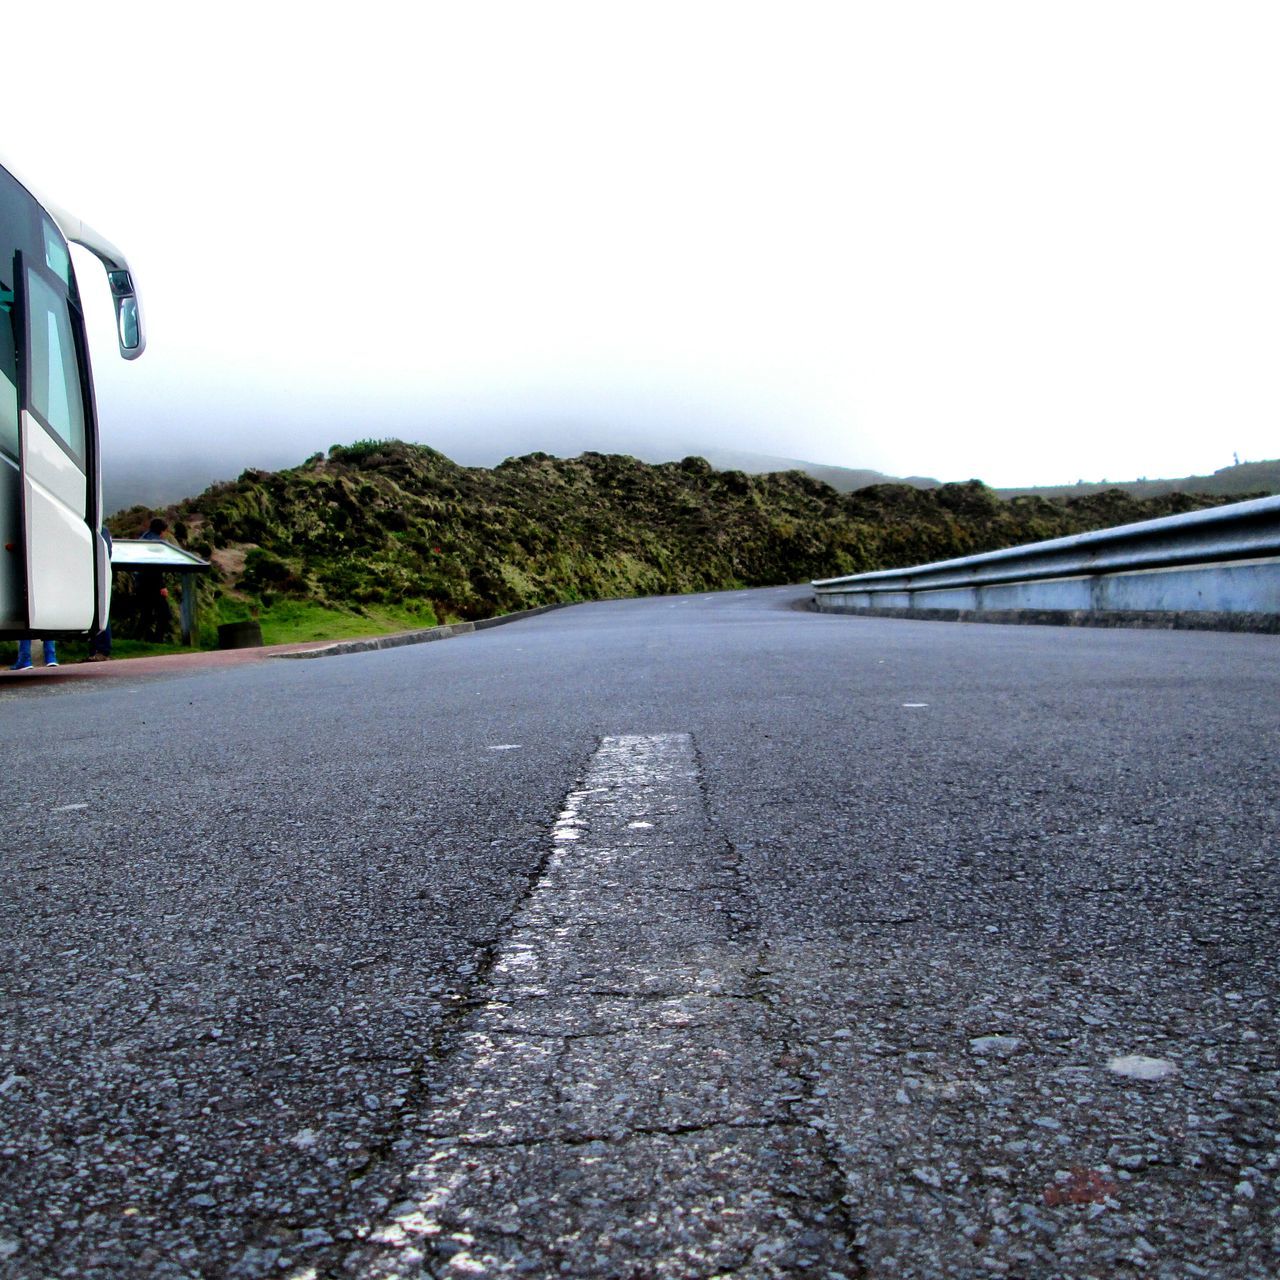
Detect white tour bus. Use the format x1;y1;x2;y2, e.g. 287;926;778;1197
1;157;144;641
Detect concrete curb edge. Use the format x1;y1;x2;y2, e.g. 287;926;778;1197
810;600;1280;634
269;602;571;660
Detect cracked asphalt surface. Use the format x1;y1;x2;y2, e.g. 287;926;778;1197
2;586;1277;1278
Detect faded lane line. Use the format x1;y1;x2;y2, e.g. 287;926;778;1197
345;734;857;1279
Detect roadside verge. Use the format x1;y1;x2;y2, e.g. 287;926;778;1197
0;605;570;684
270;603;569;660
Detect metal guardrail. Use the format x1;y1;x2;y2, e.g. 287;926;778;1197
812;494;1280;629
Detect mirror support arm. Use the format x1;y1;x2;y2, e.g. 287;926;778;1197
44;202;146;361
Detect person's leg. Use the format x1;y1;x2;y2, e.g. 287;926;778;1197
90;624;112;659
43;640;58;667
10;639;32;670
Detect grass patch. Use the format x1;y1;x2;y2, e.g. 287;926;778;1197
3;603;443;666
253;599;439;646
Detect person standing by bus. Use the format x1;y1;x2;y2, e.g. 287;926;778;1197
9;638;57;670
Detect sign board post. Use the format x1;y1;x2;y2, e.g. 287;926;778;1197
109;539;212;646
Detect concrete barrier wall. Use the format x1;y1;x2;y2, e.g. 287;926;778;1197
813;496;1280;632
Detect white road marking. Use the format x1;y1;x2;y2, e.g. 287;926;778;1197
486;744;522;751
52;803;89;812
354;732;849;1275
1108;1054;1178;1081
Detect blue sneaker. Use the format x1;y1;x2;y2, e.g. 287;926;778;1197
9;660;32;671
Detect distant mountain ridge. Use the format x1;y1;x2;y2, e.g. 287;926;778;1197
695;448;941;494
995;459;1280;501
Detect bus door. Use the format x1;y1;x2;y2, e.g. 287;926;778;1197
17;222;97;632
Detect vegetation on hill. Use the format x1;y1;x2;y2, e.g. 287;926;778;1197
105;440;1250;646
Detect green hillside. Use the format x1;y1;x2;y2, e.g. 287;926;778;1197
105;441;1250;646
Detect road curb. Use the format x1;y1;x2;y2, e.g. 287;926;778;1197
810;600;1280;634
270;603;570;660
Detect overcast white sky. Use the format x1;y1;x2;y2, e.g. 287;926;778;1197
7;1;1279;489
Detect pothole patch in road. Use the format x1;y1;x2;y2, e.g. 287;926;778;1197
342;733;860;1279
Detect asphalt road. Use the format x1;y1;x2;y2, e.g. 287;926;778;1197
2;587;1277;1279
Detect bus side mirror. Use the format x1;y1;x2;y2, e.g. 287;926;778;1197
107;270;144;359
39;197;147;361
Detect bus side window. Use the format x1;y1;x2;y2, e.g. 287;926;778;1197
25;269;86;463
42;220;73;289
